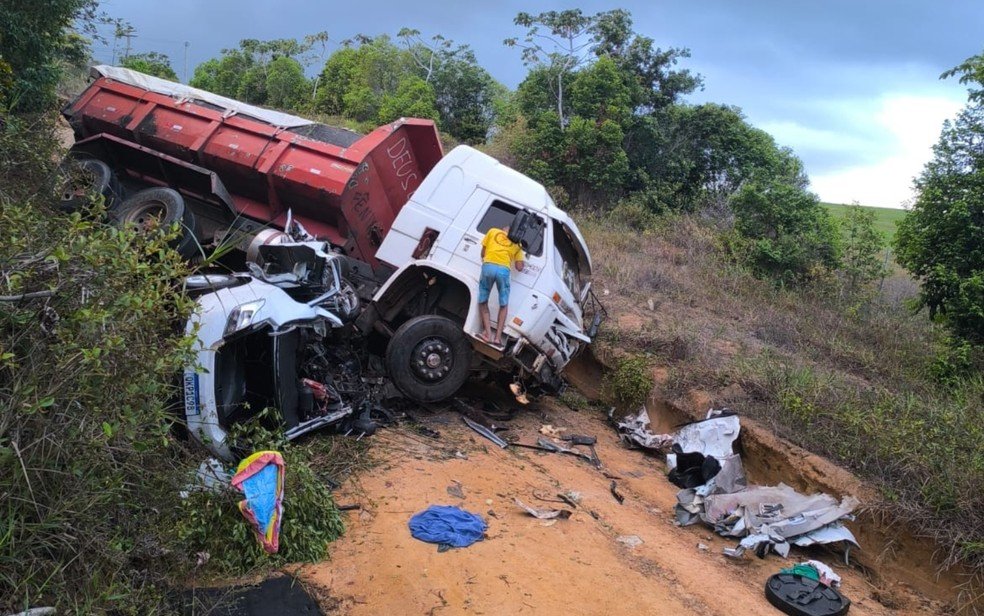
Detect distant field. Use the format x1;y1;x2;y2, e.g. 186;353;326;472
822;202;908;242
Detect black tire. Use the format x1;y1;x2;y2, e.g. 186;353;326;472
385;315;472;403
58;158;120;213
111;187;199;258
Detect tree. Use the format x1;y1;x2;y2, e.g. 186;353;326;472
895;66;984;340
189;49;254;97
120;52;177;80
399;29;500;143
839;204;887;296
265;56;308;110
504;9;605;129
377;76;439;124
730;179;841;284
0;0;101;111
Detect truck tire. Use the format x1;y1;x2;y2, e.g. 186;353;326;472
111;187;198;258
58;158;120;213
385;315;472;403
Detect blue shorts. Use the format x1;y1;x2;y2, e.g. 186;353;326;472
478;263;511;305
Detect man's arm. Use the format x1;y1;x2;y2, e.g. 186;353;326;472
514;245;525;271
515;260;525;271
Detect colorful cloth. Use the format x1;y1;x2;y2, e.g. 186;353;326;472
408;505;487;548
481;228;523;268
231;450;285;554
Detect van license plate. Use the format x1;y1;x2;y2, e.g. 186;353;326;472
183;372;200;416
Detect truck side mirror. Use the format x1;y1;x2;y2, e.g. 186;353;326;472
508;209;544;252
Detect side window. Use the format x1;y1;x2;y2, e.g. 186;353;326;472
475;200;544;256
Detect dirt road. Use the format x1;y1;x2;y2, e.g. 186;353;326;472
295;391;947;615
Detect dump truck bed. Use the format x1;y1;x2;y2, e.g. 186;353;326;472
62;66;444;267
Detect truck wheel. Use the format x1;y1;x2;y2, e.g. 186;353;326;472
386;315;472;403
111;187;198;258
58;158;119;213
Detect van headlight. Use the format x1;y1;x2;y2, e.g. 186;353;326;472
224;300;265;336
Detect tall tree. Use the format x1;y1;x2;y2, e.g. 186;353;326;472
896;54;984;341
120;51;178;80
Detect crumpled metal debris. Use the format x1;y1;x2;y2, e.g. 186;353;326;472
664;411;858;559
616;406;673;450
514;498;572;520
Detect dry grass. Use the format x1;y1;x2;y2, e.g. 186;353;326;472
581;211;983;586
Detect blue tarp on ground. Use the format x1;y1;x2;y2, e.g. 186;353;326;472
408;505;487;548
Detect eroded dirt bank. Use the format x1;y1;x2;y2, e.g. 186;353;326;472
295;384;953;615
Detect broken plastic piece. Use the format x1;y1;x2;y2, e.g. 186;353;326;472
514;498;572;520
462;416;508;448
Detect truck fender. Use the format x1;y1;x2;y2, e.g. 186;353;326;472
372;261;481;333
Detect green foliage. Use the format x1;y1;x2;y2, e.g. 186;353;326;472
265;56;308;110
838;204;887;295
120;51;178;80
0;115;199;612
175;414;344;574
190;39;312;111
603;354;654;408
738;351;983;569
0;0;99;110
895;87;984;342
378;75;439;124
608;197;660;231
730;179;842;284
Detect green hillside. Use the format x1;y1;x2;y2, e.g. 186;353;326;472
822;202;908;242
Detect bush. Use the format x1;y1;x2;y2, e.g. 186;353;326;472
603;354;654;409
608;197;660;232
729;180;841;284
1;115;199;612
175;414;345;575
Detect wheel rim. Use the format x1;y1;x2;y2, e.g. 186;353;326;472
124;201;167;232
411;336;454;382
61;168;97;202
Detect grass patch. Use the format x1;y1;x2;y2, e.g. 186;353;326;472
823;202;908;242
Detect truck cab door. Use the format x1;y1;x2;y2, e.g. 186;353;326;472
449;193;547;335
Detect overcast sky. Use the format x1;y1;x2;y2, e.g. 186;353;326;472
91;1;982;208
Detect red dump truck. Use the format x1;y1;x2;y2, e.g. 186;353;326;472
62;66;601;410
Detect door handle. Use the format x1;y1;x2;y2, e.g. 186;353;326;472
463;236;477;244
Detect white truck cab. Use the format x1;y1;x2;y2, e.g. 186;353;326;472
370;146;600;402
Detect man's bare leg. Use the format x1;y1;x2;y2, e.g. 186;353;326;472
479;302;492;342
494;305;508;345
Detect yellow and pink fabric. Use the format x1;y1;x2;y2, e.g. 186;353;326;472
231;450;285;554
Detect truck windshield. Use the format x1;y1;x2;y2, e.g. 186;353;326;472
553;221;582;300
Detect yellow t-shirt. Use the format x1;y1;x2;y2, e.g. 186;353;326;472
481;228;524;268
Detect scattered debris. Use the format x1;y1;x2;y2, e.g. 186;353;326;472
461;415;509;448
446;481;465;499
697;542;709;551
765;572;851;616
415;426;441;439
609;480;625;504
657;410;859;559
337;504;361;512
559;492;581;508
180;457;231;498
231;451;285;554
539;424;566;437
562;434;602;468
617;535;643;548
514;498;572;520
408;505;487;549
616;406;673;450
509;382;530;405
781;561;842;588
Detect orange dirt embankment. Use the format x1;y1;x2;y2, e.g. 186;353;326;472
295;384;951;615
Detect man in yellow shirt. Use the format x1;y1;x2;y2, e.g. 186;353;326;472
479;225;525;346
